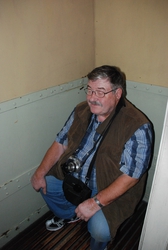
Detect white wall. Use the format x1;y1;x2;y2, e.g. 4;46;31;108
139;100;168;250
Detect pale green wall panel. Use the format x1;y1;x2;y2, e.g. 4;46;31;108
0;78;87;247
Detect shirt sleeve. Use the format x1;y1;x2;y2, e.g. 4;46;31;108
55;109;75;146
120;123;153;179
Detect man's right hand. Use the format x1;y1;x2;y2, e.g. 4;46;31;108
30;142;65;195
31;172;47;194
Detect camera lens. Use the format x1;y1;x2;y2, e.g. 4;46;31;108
61;155;82;174
68;161;76;172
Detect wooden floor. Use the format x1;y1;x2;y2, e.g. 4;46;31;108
2;201;147;250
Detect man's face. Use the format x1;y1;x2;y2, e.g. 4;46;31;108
86;78;122;122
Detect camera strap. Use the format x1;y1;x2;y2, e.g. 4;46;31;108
85;98;124;185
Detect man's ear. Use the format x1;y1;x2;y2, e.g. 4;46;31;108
115;88;123;100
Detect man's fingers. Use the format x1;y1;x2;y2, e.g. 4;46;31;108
42;187;47;195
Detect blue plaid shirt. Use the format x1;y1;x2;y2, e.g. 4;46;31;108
56;109;153;188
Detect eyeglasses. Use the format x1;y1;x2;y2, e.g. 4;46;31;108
84;88;118;98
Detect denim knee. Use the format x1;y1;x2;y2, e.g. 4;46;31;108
40;175;76;219
87;210;111;243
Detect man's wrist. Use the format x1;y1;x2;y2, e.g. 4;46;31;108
93;195;104;208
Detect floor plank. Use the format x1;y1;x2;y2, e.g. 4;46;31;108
1;201;147;250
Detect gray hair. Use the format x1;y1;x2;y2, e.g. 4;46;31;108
87;65;127;98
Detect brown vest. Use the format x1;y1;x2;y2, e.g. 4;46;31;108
48;99;150;237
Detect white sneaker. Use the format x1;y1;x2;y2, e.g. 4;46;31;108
46;216;80;231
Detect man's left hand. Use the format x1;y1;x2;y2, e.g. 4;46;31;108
75;197;100;221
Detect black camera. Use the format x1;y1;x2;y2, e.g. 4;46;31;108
61;155;82;174
63;174;91;206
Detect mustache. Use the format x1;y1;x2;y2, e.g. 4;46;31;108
88;100;102;107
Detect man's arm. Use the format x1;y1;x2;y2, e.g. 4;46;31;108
75;174;138;221
31;141;66;194
76;123;153;221
96;173;138;205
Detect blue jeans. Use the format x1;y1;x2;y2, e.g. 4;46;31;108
40;176;111;250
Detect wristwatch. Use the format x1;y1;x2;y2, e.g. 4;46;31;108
93;195;104;208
